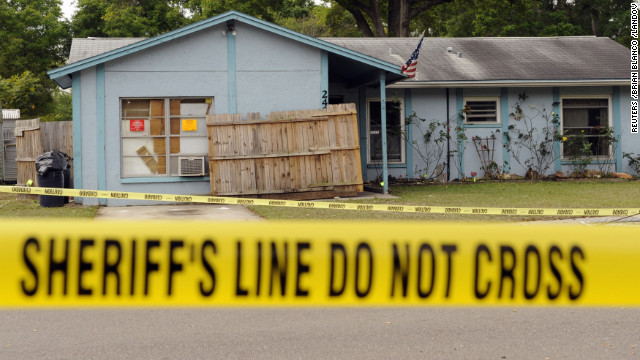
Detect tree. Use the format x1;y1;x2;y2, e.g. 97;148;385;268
330;0;453;37
71;0;187;38
0;71;52;118
182;0;314;23
417;0;630;47
276;4;361;37
0;0;71;118
0;0;70;78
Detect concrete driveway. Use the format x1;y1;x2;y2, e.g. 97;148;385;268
96;203;264;221
94;192;397;221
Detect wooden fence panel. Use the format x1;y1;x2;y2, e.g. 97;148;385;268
15;119;42;199
15;120;73;189
207;104;363;199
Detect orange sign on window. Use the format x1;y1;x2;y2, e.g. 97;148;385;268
182;119;197;131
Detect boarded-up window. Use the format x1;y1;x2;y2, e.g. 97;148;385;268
121;97;213;177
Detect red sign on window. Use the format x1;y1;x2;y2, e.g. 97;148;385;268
130;119;145;131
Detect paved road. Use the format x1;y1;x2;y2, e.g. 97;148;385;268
2;308;639;359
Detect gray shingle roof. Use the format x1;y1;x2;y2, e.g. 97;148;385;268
66;35;629;85
68;37;146;64
322;36;629;83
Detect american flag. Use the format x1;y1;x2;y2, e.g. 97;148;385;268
401;33;424;78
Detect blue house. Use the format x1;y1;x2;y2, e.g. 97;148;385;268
48;11;634;206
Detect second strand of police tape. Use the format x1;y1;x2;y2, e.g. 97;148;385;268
2;185;640;216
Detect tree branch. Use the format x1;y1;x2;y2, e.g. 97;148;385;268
409;0;453;19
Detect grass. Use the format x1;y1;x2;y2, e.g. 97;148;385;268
248;179;640;222
0;193;99;218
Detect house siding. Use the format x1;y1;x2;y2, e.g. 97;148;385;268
79;67;98;205
371;86;636;182
75;23;325;205
235;23;322;114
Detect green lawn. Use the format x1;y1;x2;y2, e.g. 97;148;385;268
0;180;637;221
0;193;99;218
248;179;640;222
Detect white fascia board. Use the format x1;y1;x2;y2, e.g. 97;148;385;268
388;79;631;88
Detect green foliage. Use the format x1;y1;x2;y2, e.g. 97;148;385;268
0;71;52;118
249;181;640;222
72;0;187;38
41;90;72;122
564;133;593;175
623;153;640;176
276;4;361;37
417;0;630;47
0;193;98;218
0;0;70;78
183;0;314;23
0;0;70;118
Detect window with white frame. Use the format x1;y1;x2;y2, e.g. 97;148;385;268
463;97;500;124
367;99;405;164
561;97;612;158
121;97;213;178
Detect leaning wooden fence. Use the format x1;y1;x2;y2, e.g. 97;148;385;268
15;119;42;189
207;103;363;199
15;119;73;187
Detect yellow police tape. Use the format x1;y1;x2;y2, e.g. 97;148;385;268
2;185;639;217
1;220;639;307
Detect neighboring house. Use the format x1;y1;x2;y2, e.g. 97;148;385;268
48;10;633;206
1;109;20;183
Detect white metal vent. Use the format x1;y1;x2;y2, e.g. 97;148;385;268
178;156;205;176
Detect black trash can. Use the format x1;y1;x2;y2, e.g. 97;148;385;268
37;170;65;207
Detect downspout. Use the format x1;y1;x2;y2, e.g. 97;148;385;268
446;88;450;181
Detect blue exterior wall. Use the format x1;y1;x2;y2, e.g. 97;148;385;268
618;86;635;175
407;86;636;180
77;23;323;205
346;85;636;182
235;23;321;114
79;67;98;205
327;83;636;182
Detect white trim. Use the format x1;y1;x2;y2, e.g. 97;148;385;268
388;79;630;89
560;95;613;160
366;98;406;165
463;97;501;125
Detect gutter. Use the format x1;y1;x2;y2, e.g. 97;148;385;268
388;79;630;88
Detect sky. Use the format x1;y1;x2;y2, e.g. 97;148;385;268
61;0;77;20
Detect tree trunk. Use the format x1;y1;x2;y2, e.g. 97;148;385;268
368;0;386;36
334;0;452;37
388;0;411;37
590;8;600;36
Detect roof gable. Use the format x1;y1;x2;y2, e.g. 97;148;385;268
48;11;404;88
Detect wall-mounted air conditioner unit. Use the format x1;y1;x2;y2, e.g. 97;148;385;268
178;156;205;176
